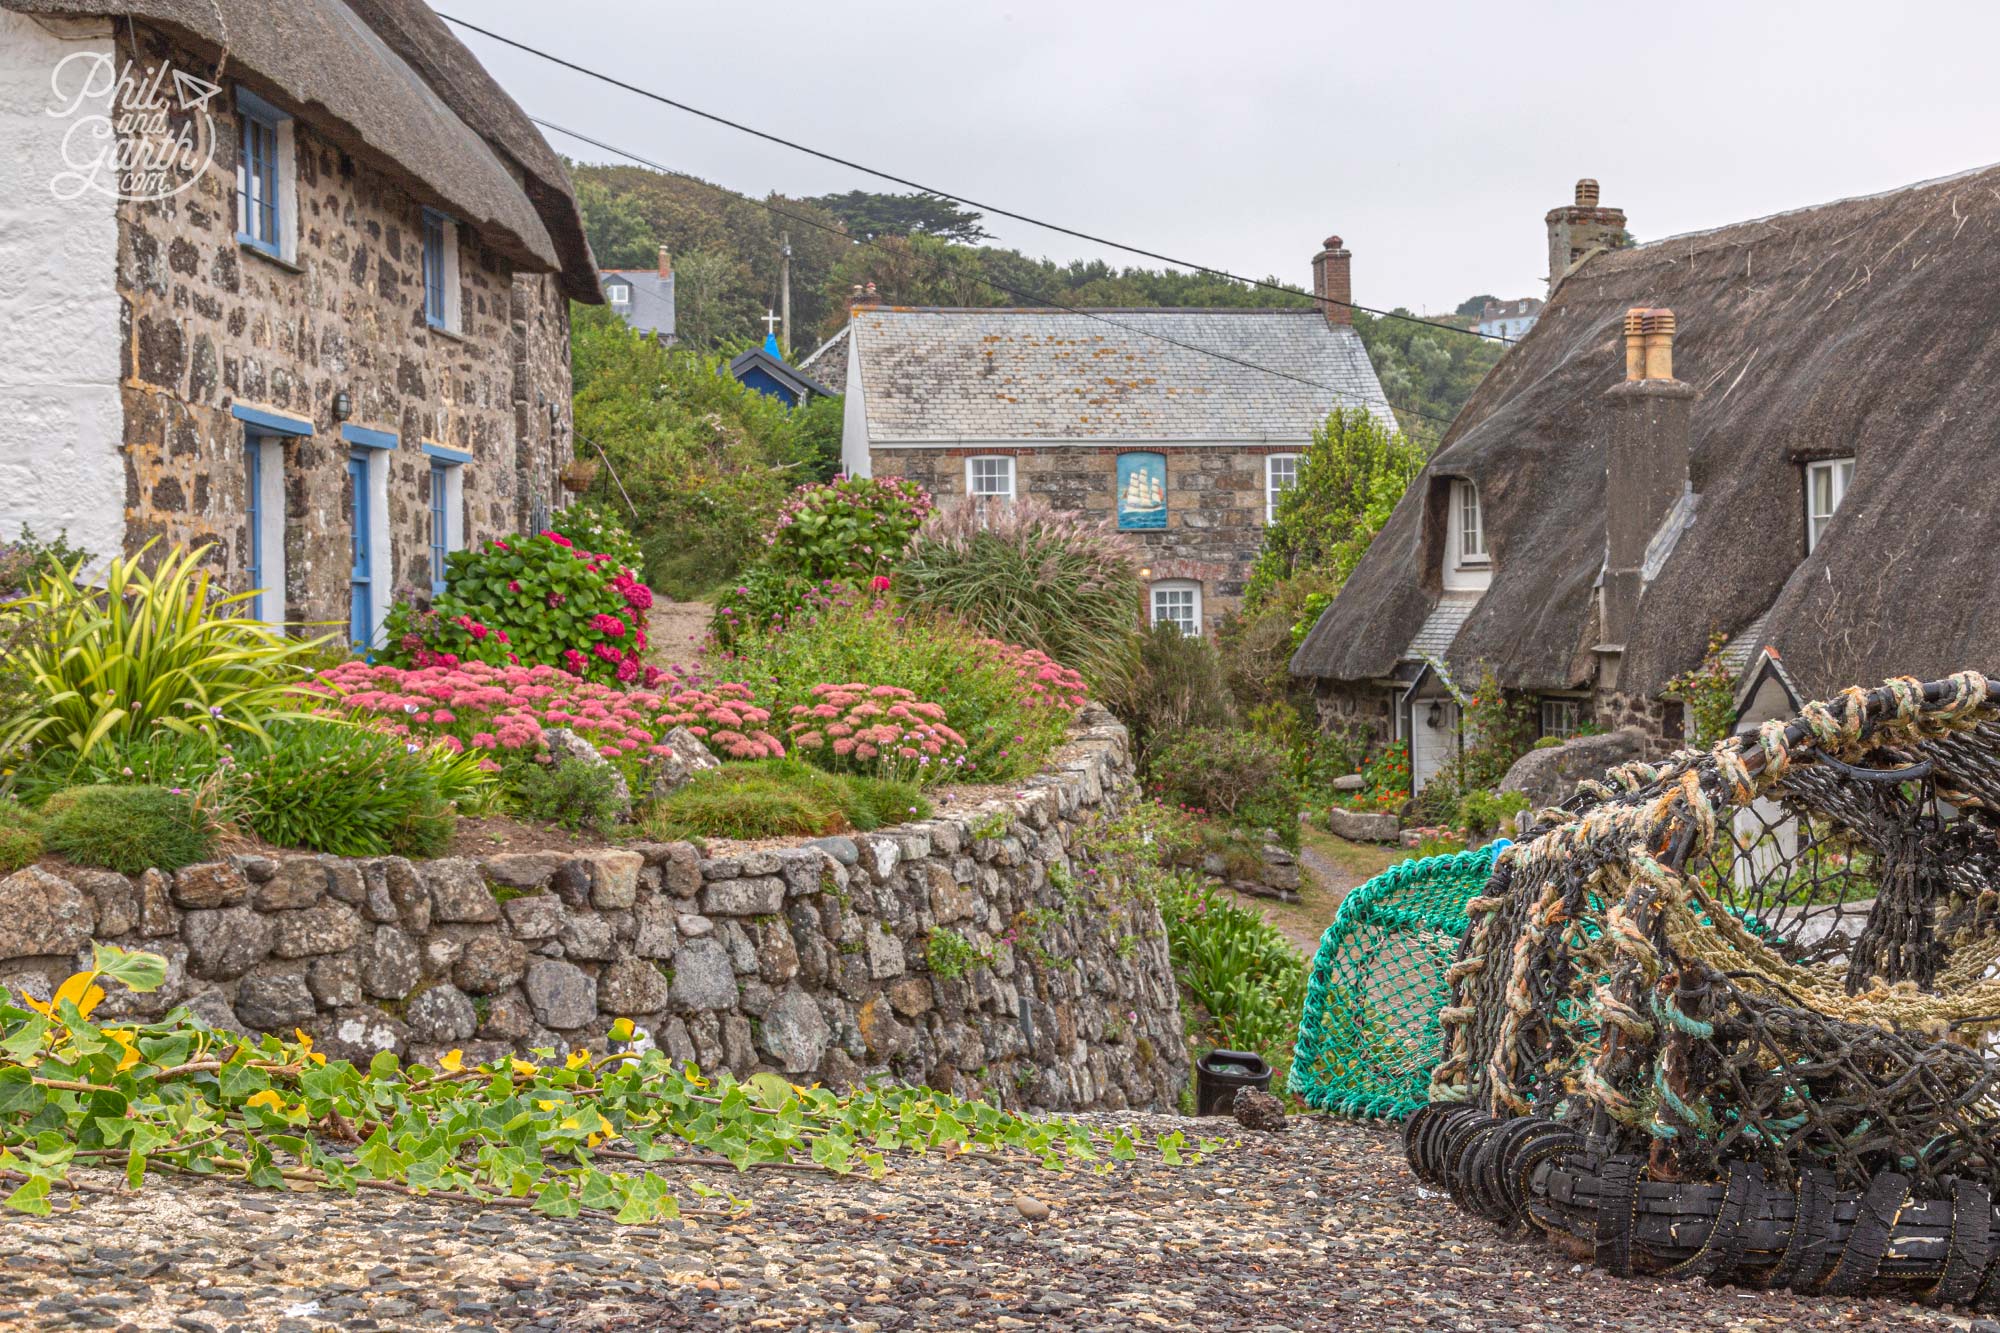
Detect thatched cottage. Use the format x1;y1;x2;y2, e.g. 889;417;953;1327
0;0;599;645
1292;172;2000;794
832;240;1397;636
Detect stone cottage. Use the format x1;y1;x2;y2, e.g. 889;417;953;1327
832;240;1397;636
0;0;599;646
1292;172;2000;794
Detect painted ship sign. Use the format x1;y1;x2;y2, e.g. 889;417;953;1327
1116;452;1167;530
47;51;220;203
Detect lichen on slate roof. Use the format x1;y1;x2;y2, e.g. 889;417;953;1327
852;307;1395;442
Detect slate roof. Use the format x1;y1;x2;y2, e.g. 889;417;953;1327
1293;161;2000;700
1405;597;1480;662
5;0;599;299
851;307;1395;443
601;270;676;341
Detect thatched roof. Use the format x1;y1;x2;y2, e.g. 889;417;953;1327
1293;164;2000;700
7;0;599;301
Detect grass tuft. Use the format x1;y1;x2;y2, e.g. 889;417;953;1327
640;760;928;841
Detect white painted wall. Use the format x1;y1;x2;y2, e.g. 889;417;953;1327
0;13;123;568
839;333;870;478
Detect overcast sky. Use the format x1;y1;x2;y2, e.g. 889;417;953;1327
456;0;2000;314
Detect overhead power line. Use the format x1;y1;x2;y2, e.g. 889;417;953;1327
438;12;1513;346
529;116;1461;429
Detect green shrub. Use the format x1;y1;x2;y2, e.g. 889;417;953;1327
509;758;629;836
761;474;932;585
0;805;41;873
1456;787;1529;837
1155;870;1305;1080
549;501;645;572
7;730;224;808
640;760;927;841
1101;623;1232;761
228;722;455;858
1145;727;1299;847
715;598;1079;782
2;541;329;764
896;497;1141;688
1244;406;1426;604
40;785;213;875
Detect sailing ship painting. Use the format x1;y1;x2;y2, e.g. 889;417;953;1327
1117;452;1167;530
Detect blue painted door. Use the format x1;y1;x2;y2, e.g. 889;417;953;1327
347;450;371;648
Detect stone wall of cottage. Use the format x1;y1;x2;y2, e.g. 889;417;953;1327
117;23;572;633
0;712;1190;1114
876;444;1293;634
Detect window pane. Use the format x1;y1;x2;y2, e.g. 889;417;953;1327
1460;482;1485;558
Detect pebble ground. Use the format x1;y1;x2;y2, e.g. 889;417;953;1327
1;1113;1967;1332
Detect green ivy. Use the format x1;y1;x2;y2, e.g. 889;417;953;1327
0;946;1202;1221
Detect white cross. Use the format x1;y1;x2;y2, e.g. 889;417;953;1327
763;309;781;336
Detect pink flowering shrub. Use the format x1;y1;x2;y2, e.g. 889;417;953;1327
381;525;658;685
302;661;783;780
785;683;970;786
713;595;1086;783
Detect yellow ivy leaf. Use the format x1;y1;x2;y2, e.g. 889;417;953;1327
103;1029;142;1072
510;1059;539;1078
437;1049;465;1073
244;1090;287;1111
607;1018;635;1043
51;971;105;1019
292;1030;327;1065
564;1050;592;1071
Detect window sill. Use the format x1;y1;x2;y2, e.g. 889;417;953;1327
238;237;303;273
426;321;472;345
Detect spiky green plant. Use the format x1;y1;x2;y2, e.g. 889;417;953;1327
895;496;1141;688
0;541;331;762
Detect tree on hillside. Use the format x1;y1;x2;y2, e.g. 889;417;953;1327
803;190;990;243
1455;294;1498;318
577;178;655;270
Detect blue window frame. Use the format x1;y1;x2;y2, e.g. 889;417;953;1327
244;440;264;621
235;90;284;257
422;209;449;328
429;461;450;596
347;450;372;648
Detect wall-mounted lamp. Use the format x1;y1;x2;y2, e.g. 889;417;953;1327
332;390;352;422
1427;700;1444;729
1138;566;1153;582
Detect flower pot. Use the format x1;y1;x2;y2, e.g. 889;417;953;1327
559;459;600;493
1193;1049;1272;1116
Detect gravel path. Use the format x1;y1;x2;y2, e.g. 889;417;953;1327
646;601;713;673
2;1113;1960;1331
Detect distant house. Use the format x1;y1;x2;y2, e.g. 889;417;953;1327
1291;172;2000;794
600;247;676;343
729;334;835;408
0;0;598;649
1476;297;1542;340
833;239;1397;635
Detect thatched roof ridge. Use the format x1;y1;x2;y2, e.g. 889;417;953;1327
1293;163;2000;699
7;0;599;300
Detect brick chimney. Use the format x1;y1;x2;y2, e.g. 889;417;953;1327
657;245;672;279
1311;236;1351;327
1546;178;1627;297
1599;308;1695;656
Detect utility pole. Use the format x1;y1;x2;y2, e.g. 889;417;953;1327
779;232;792;358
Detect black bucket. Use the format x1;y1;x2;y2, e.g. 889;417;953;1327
1193;1049;1272;1115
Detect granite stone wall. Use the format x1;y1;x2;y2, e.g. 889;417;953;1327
877;444;1294;634
116;22;573;634
0;710;1190;1114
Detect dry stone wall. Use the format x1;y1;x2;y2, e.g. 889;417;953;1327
0;710;1189;1113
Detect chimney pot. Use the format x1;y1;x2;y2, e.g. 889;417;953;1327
1642;307;1676;381
1575;178;1600;207
1623;308;1647;381
1311;234;1352;328
657;245;672;279
851;281;882;310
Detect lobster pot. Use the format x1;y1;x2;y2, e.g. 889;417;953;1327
1415;673;2000;1305
1289;842;1504;1120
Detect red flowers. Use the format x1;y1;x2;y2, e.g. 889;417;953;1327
870;574;892;593
590;613;629;638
